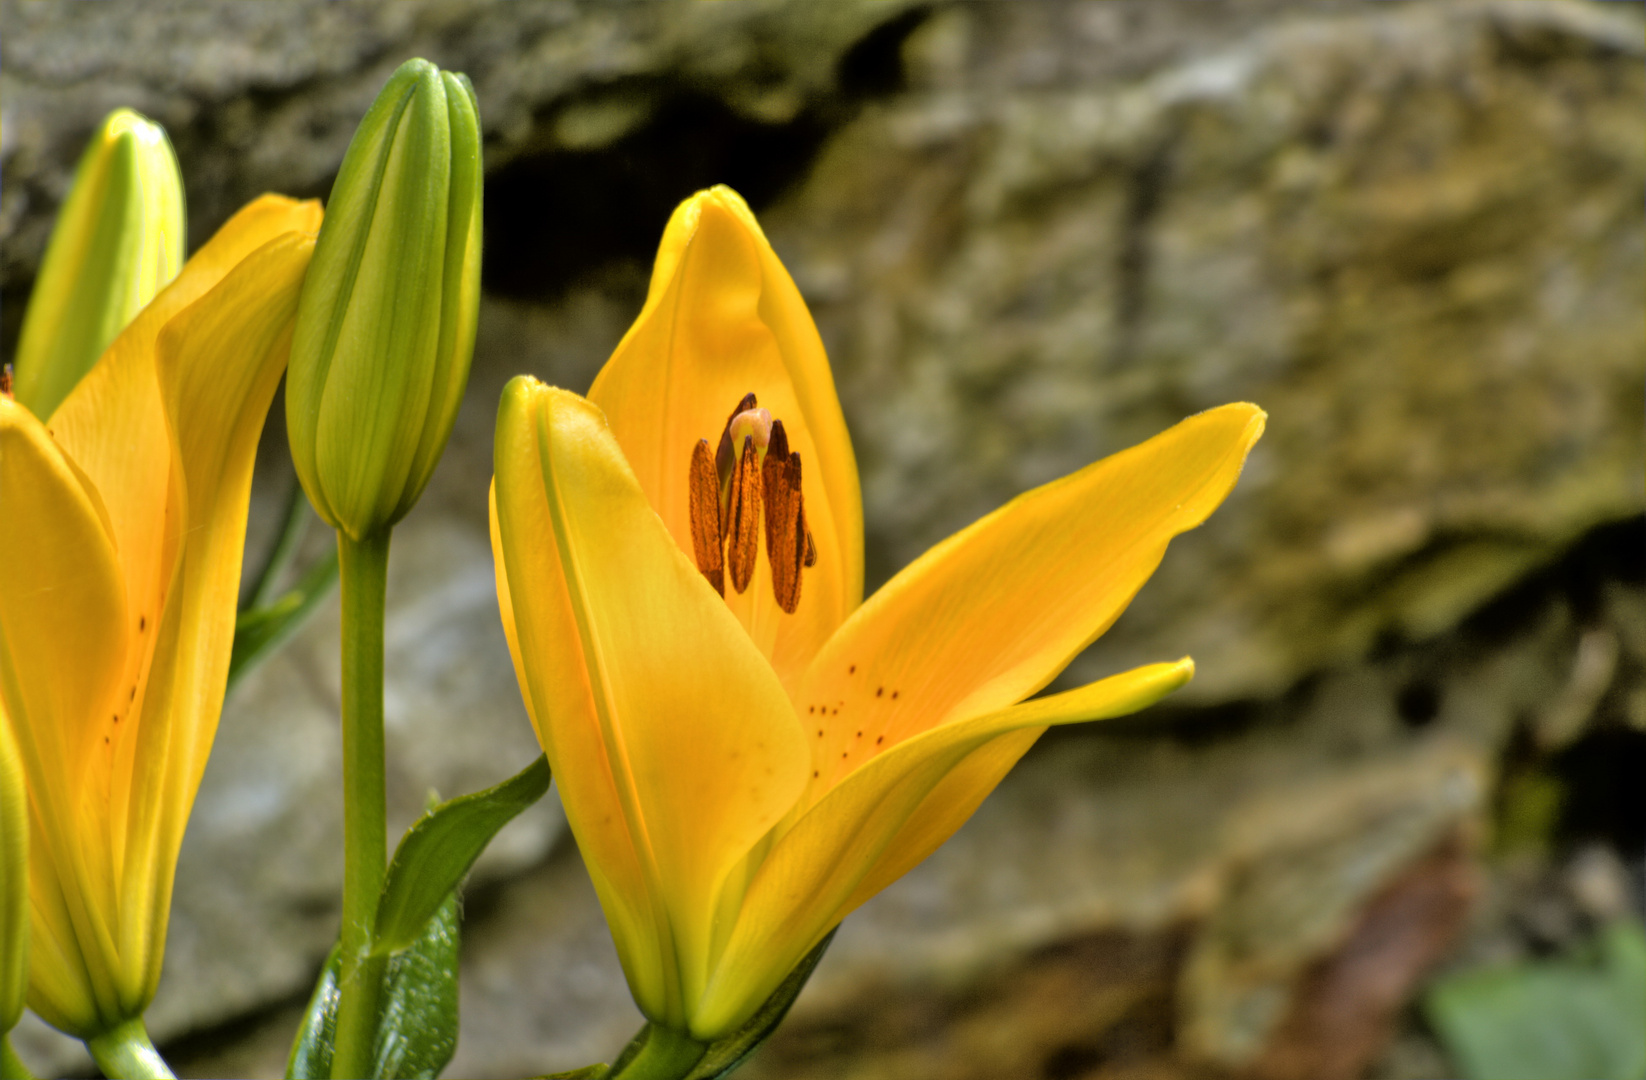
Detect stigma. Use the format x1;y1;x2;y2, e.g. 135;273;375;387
688;392;817;613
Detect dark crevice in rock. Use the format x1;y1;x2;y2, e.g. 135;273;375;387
1458;515;1644;644
482;9;933;304
837;4;932;97
482;88;835;301
1552;726;1646;851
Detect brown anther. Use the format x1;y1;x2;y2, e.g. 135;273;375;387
0;364;12;400
726;434;762;593
763;424;808;613
694;391;819;612
688;439;726;594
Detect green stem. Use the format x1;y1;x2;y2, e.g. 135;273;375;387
608;1024;707;1080
1;1034;37;1080
329;529;392;1080
85;1018;174;1080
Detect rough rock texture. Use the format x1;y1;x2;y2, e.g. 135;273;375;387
2;2;1642;1078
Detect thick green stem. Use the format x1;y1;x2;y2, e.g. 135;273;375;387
85;1019;174;1080
608;1024;707;1080
329;529;392;1080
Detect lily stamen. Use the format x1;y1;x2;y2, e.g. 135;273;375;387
687;392;817;612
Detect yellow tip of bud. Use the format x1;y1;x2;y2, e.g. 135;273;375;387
13;108;186;419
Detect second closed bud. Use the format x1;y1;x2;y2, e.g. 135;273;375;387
287;58;482;540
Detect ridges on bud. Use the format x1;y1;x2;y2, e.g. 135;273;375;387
286;57;482;540
12;108;185;420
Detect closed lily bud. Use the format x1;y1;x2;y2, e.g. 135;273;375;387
12;108;185;419
286;58;482;540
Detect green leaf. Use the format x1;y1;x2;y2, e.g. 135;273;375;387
537;1068;611;1080
1425;919;1646;1080
229;544;339;689
372;755;552;956
374;892;462;1080
286;896;463;1080
286;943;342;1080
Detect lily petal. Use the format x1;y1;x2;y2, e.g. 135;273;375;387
798;404;1264;796
698;659;1194;1038
589;188;861;687
46;195;324;732
114;230;316;1007
0;398;128;1033
491;378;809;1025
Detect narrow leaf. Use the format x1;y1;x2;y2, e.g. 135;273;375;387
229;545;339;689
372;755;552;956
286;944;343;1080
245;478;314;611
284;897;464;1080
373;893;462;1080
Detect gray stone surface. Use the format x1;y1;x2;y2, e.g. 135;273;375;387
3;2;1643;1078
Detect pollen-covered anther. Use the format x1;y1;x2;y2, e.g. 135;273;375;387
763;420;808;614
688;439;725;594
690;391;818;610
726;433;763;593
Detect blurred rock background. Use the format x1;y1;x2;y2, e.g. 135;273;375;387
3;1;1642;1077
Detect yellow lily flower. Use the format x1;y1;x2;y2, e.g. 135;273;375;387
490;186;1265;1041
0;195;321;1037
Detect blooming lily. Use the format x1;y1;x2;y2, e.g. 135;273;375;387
0;195;320;1038
490;186;1265;1041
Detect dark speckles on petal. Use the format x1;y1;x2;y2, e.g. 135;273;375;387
876;687;883;697
817;729;824;737
892;691;900;700
813;770;820;778
849;665;856;674
876;736;884;744
138;615;146;632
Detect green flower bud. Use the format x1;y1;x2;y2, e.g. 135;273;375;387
1;711;26;1036
286;58;482;540
13;108;185;419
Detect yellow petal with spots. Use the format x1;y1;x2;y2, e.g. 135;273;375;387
796;404;1264;801
0;201;318;1035
491;378;809;1027
696;659;1194;1038
589;188;860;689
111;230;315;1010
